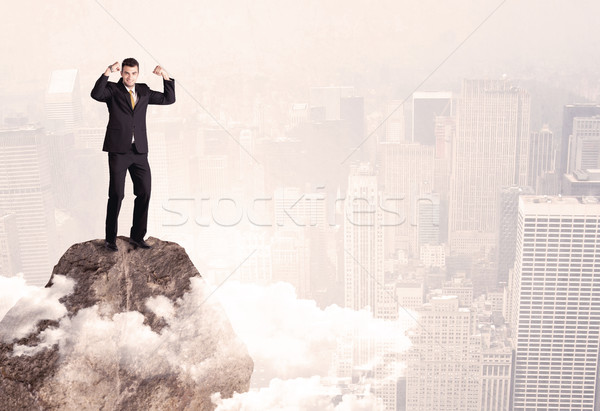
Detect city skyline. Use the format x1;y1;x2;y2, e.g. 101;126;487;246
2;1;600;410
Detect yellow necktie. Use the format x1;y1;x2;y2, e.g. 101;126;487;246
129;90;135;109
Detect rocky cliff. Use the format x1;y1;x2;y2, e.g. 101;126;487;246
0;236;253;410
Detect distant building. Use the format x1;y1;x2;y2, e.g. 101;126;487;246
289;103;309;128
567;116;600;173
274;187;330;299
442;274;474;307
528;125;556;193
384;100;405;142
481;346;512;411
237;231;272;284
0;210;21;277
497;186;534;284
406;295;512;410
395;281;423;311
416;192;440;249
308;86;366;159
449;79;530;255
560;104;600;175
0;126;57;285
309;86;355;121
45;69;82;133
412;91;453;145
344;163;385;316
419;244;445;268
562;169;600;195
380;142;435;256
406;296;481;410
485;289;505;314
270;229;310;298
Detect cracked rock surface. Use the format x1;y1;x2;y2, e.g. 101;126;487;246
0;236;253;411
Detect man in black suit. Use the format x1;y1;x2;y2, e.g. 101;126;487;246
91;58;175;251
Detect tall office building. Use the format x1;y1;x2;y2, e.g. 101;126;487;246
380;142;435;255
384;100;406;142
274;187;326;228
449;79;530;254
342;165;400;411
406;296;482;410
560;104;600;175
509;195;600;410
309;86;355;121
274;187;331;298
567;115;600;173
497;186;534;284
412;91;453;145
270;229;310;297
481;345;513;411
237;231;272;284
528;125;556;193
433;114;455;243
343;163;385;316
44;69;82;133
416;192;440;250
0;126;56;285
340;96;365;149
406;295;512;410
0;210;21;277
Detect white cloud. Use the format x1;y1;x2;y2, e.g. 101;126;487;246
0;275;74;343
4;277;243;383
213;281;412;383
211;376;382;411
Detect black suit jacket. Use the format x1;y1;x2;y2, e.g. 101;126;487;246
91;74;175;153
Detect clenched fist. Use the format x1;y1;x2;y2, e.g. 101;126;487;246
104;61;120;76
153;65;170;81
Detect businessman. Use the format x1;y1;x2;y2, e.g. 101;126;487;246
91;58;175;251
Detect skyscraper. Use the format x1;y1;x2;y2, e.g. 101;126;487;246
560;104;600;175
497;186;534;284
405;296;482;411
412;91;453;145
509;195;600;410
416;192;440;250
449;79;530;254
44;69;82;133
567;115;600;173
0;126;56;285
0;210;21;277
309;86;355;121
380;142;435;256
343;163;385;316
528;125;556;193
384;100;405;142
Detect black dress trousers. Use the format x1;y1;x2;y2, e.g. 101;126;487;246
105;143;151;243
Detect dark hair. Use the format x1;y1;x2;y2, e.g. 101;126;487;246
122;58;139;70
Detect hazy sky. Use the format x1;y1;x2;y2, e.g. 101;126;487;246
2;0;600;96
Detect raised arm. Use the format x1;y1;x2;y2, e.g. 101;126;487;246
91;61;119;102
148;65;176;105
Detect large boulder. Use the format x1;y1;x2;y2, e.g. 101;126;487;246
0;236;253;410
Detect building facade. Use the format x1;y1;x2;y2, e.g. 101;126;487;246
509;196;600;410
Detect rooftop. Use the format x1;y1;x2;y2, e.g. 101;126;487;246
520;195;600;214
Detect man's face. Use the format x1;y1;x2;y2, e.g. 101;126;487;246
121;65;139;88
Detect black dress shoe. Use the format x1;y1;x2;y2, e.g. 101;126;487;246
129;238;151;249
105;240;118;252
